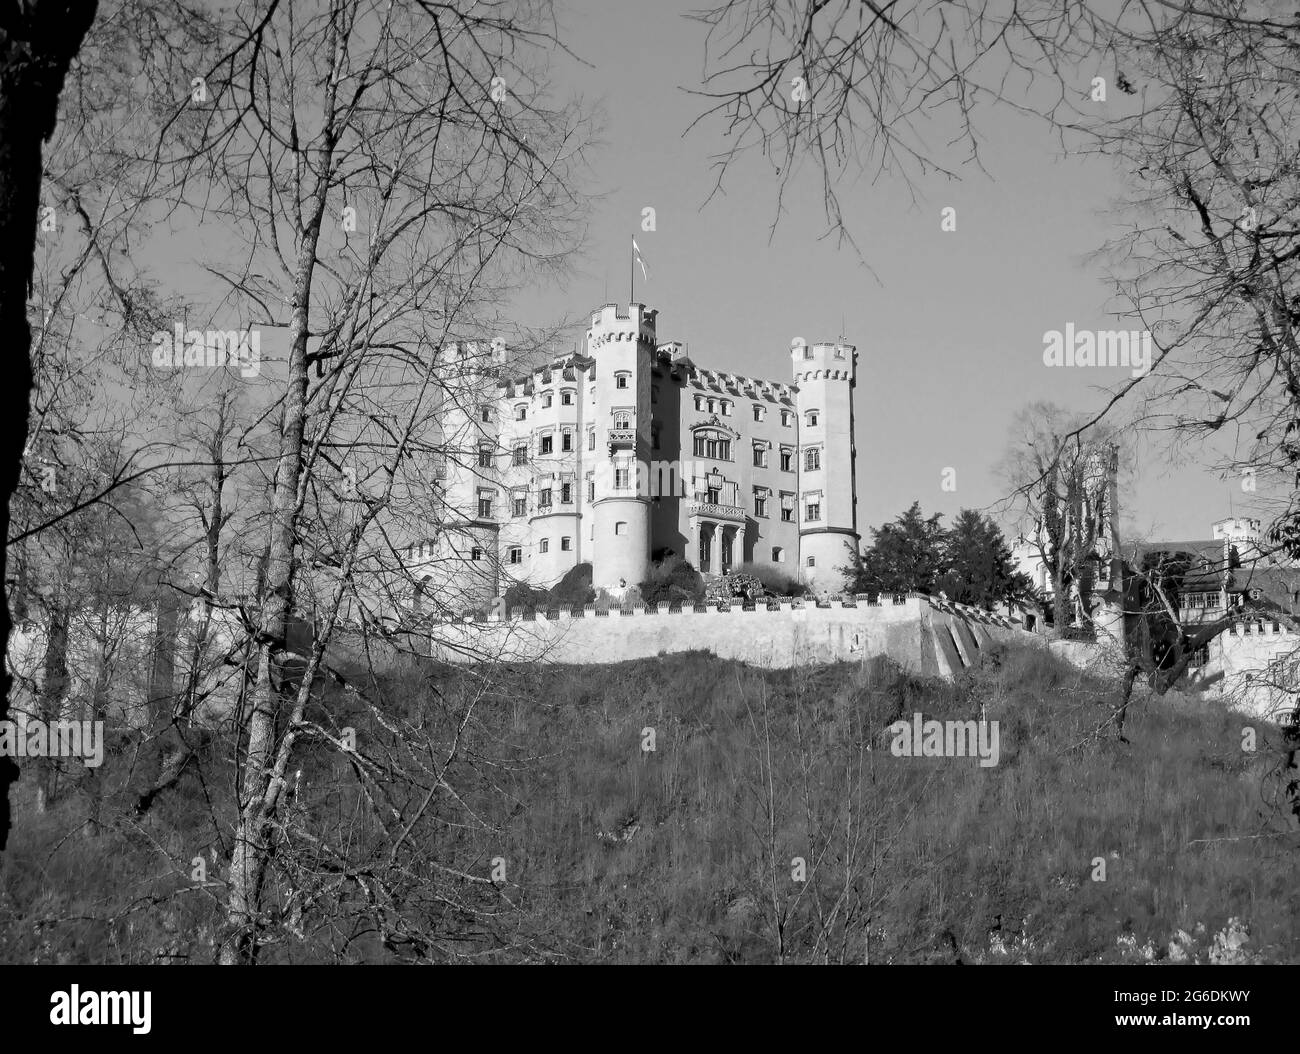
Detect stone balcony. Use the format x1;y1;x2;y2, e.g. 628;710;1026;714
689;499;746;522
607;428;635;452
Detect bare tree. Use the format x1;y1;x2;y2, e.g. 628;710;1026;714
126;0;595;963
999;402;1128;638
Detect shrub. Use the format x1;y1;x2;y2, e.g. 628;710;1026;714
501;581;550;615
550;562;595;608
639;556;705;606
738;561;808;597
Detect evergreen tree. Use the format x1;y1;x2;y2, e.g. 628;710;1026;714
937;509;1034;611
846;501;945;594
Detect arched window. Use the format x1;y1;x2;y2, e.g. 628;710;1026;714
514;404;527;421
772;546;784;563
613;410;632;429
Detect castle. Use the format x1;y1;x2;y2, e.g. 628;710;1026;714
406;302;859;610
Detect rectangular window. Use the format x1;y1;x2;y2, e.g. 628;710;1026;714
614;468;630;490
539;488;552;508
478;497;492;518
561;537;572;552
754;490;767;517
806;502;821;522
696;435;732;460
588;480;595;501
753;404;764;422
541;435;553;455
513;497;526;517
781;410;792;427
562;431;573;452
513;445;527;466
561;482;573;504
508;547;522;564
478;444;493;468
780;448;793;472
753;445;767;468
616;374;629;389
542;393;553;408
804;448;820;471
561;390;573;405
588;429;596;450
540;538;549;553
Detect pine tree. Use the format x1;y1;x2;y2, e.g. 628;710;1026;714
937;509;1033;611
847;502;945;594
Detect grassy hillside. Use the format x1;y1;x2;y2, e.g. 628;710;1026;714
1;642;1296;963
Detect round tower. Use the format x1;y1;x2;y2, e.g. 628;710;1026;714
522;358;585;587
427;341;502;612
791;339;859;594
587;303;655;597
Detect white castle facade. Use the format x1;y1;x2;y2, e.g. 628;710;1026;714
407;302;860;610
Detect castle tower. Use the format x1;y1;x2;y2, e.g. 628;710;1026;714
587;303;655;597
518;355;588;588
420;340;506;612
792;339;858;593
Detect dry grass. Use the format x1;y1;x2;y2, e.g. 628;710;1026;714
1;642;1295;963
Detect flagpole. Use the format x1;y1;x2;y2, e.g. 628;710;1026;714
630;237;635;304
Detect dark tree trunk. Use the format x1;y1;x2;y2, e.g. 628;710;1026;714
35;595;69;812
0;2;99;851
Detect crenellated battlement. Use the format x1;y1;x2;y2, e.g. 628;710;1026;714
1227;618;1294;636
587;302;658;350
791;338;857;383
438;338;508;372
381;592;1032;677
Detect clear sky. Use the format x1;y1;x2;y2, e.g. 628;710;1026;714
510;0;1245;544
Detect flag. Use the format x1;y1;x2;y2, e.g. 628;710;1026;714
632;237;650;281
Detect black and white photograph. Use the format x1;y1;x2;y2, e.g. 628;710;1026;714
0;0;1294;1024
